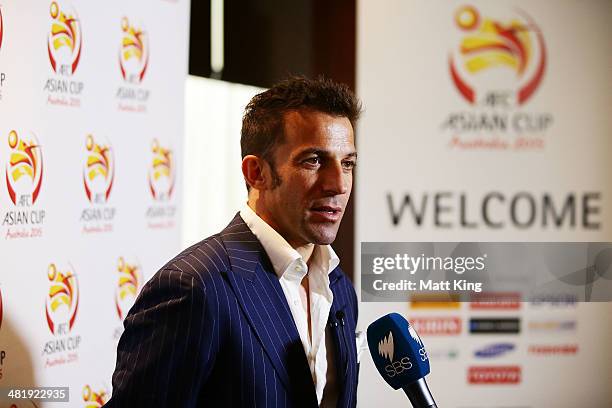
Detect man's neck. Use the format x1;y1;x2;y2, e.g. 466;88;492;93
247;199;316;263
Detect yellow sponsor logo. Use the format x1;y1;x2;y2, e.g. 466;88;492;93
410;294;461;309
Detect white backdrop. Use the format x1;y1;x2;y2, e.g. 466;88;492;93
182;76;263;247
356;1;612;407
0;1;189;406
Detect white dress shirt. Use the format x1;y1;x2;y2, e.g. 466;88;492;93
240;204;339;406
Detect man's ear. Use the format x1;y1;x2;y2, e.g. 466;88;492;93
242;155;269;190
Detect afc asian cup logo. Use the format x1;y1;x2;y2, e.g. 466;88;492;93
119;17;149;84
83;134;115;204
449;5;546;106
0;8;4;51
5;130;44;206
47;1;82;75
45;263;79;336
148;139;175;201
82;385;108;407
115;257;142;320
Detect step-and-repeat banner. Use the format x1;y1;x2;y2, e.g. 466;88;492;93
356;1;611;407
0;1;189;406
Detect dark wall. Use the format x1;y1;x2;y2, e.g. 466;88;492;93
189;0;354;88
188;0;357;280
222;0;313;87
189;0;212;79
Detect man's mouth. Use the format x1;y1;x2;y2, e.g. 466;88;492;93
311;205;341;213
309;206;342;221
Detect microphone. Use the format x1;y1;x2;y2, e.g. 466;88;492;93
367;313;438;408
328;310;346;328
336;310;345;326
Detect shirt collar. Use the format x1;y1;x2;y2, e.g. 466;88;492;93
240;203;340;279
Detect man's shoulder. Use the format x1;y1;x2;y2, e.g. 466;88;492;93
160;234;231;284
156;213;258;285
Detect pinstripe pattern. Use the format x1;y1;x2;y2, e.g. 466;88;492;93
106;213;359;407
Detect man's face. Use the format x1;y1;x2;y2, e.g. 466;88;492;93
257;110;356;247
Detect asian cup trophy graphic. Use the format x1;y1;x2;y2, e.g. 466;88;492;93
119;17;149;84
47;1;82;76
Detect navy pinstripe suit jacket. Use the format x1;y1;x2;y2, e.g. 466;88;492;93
106;213;359;407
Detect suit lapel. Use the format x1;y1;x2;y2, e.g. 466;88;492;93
220;214;318;406
328;270;350;399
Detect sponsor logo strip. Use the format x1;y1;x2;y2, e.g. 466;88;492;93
411;317;462;335
474;343;515;358
468;366;521;384
528;344;578;355
469;318;520;334
470;292;520;310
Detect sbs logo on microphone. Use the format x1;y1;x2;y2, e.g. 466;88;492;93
378;331;412;378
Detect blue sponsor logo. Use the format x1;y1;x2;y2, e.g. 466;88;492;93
474;343;515;358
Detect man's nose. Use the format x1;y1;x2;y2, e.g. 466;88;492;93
321;160;349;195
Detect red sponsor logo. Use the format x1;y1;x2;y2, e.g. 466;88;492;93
468;366;521;384
410;317;461;335
528;344;578;355
470;292;521;310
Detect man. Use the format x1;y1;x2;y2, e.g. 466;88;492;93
106;76;362;407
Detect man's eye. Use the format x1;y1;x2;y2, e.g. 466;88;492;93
342;160;356;170
303;157;321;166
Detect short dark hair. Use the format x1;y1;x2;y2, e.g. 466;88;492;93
240;75;362;190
